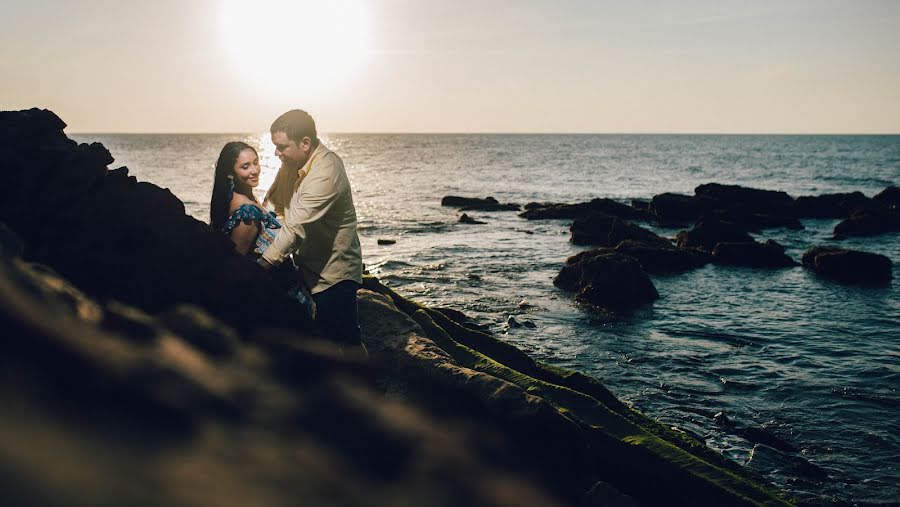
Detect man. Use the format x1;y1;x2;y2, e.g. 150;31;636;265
259;109;364;345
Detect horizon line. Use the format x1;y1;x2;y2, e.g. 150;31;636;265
68;131;900;136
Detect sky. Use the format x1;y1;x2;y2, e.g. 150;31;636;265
2;0;899;133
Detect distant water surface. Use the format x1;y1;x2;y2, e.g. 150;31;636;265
72;133;900;504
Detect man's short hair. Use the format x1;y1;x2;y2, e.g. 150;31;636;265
271;109;319;145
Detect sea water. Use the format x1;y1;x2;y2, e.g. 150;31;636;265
72;133;900;504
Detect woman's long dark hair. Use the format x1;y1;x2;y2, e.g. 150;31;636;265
210;141;257;230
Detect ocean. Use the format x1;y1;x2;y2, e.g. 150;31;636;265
71;133;900;504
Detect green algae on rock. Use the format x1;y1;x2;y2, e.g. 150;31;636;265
360;276;795;507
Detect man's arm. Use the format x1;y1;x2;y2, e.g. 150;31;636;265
260;158;342;266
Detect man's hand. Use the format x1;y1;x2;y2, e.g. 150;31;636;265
257;257;275;271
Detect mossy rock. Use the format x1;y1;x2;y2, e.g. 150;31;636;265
363;276;795;507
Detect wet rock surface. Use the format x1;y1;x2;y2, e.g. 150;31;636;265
554;251;659;310
795;191;870;219
570;214;672;247
832;203;900;238
520;198;652;221
459;213;487;224
648;192;716;225
610;240;711;274
872;185;900;208
694;183;797;217
442;196;520;212
802;246;893;284
712;240;798;268
675;218;756;252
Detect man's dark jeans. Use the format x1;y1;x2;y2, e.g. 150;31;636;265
312;280;362;345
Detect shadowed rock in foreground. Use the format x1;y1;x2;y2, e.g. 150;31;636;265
0;108;795;506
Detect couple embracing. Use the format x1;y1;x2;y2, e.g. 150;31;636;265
210;110;363;347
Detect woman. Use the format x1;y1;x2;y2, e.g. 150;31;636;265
210;141;314;317
210;141;279;256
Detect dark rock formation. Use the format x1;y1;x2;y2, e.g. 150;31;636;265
675;218;755;252
650;185;800;231
795;192;870;219
462;203;522;212
520;199;652;221
377;238;397;245
694;183;797;217
1;255;570;507
833;204;900;238
442;195;499;207
554;251;659;310
0;222;24;257
710;210;803;232
873;186;899;208
442;196;520;212
362;280;794;506
459;213;487;224
570;214;671;247
802;246;893;284
648;193;717;225
712;240;798;268
612;240;711;274
630;199;650;212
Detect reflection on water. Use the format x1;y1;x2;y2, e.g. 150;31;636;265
72;133;900;504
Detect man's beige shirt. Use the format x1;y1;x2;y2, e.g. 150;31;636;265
261;143;363;294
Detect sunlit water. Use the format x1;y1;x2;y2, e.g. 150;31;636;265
72;133;900;504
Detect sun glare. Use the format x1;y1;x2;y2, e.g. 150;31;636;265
221;0;369;96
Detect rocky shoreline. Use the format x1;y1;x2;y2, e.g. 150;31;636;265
0;109;804;505
442;181;896;312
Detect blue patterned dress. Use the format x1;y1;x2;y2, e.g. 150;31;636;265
221;204;281;257
221;203;315;319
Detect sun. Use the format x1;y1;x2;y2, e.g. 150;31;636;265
220;0;370;96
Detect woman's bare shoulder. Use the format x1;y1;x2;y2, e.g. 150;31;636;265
229;193;255;213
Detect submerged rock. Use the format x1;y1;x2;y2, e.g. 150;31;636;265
675;218;755;252
442;195;498;207
520;198;652;221
802;246;893;284
570;213;671;247
377;238;397;245
712;240;798;268
462;203;521;212
459;213;487;224
554;251;659;310
442;196;520;212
